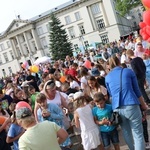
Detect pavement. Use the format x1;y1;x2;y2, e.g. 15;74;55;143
71;88;150;150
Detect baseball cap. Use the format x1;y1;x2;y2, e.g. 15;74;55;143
16;107;32;119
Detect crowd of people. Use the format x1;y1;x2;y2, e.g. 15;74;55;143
0;35;150;150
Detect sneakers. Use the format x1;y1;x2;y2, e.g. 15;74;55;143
145;142;150;149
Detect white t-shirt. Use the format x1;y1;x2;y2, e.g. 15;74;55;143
80;76;88;90
121;54;127;64
70;80;80;89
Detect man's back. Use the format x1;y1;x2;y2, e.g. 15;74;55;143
19;121;61;150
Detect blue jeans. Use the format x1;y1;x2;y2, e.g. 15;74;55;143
101;128;119;148
116;105;145;150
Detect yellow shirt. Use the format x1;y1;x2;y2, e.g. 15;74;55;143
19;121;61;150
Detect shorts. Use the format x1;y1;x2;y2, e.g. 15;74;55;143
101;128;119;148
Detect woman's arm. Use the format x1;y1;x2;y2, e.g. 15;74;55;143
74;111;80;128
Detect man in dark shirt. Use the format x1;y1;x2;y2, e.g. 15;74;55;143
26;70;39;92
126;49;150;104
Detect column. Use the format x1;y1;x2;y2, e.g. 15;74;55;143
87;6;97;30
23;32;32;53
16;35;24;55
100;2;109;26
31;29;42;50
10;38;18;58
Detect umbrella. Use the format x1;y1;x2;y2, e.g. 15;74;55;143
33;56;51;65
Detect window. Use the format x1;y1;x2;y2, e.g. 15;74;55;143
68;28;75;39
0;55;2;64
100;34;109;44
16;47;22;56
2;69;6;77
24;45;29;54
20;35;25;43
8;67;12;74
32;41;37;51
28;32;33;39
97;19;105;30
91;3;100;15
9;50;15;59
65;16;71;24
74;44;79;50
40;37;48;49
84;41;89;49
14;38;18;45
75;12;81;21
0;44;5;51
3;52;9;62
46;23;50;32
79;24;85;35
7;41;11;48
37;27;44;35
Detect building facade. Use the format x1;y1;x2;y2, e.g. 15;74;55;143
0;0;140;77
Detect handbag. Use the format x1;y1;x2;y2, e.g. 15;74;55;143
110;68;123;126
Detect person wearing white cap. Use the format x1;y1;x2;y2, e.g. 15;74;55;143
15;106;68;150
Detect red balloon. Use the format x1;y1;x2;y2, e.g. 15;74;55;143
142;0;150;8
147;38;150;43
139;22;146;28
143;10;150;26
15;101;32;111
142;33;149;40
139;29;144;35
145;25;150;36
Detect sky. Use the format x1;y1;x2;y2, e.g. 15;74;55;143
0;0;69;32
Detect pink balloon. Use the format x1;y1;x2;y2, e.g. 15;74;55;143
15;101;32;111
142;0;150;8
139;22;146;28
147;38;150;43
143;10;150;26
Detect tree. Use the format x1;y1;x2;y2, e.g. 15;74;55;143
49;13;73;61
115;0;144;16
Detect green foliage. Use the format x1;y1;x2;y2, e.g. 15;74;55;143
115;0;142;16
49;13;73;61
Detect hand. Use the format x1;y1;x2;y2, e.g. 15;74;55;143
141;102;148;111
101;118;110;125
42;111;50;118
4;117;11;125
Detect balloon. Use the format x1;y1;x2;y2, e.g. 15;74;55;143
28;66;32;72
84;60;91;69
145;49;150;56
15;101;32;111
31;65;39;73
0;116;7;125
143;10;150;26
145;25;150;36
60;76;66;83
139;29;144;35
147;38;150;43
142;33;149;40
139;22;146;28
142;0;150;8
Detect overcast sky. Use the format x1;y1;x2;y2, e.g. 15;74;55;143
0;0;69;32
